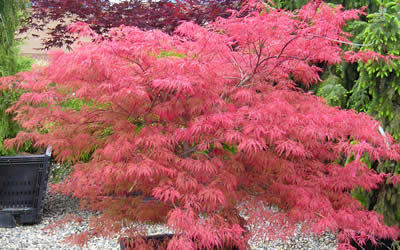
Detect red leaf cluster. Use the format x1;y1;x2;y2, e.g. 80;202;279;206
6;1;400;249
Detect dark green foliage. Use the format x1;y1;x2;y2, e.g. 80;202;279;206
0;0;33;156
0;0;30;76
326;0;380;12
316;72;348;107
0;87;34;156
267;0;309;10
349;1;400;140
0;44;33;76
270;0;380;12
0;90;22;155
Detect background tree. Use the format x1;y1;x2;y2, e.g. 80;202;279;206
270;0;380;11
0;0;31;76
4;1;400;249
0;0;33;155
25;0;241;50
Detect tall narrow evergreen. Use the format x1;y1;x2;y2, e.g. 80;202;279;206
0;0;28;76
0;0;32;155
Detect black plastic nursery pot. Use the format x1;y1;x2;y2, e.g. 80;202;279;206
120;234;240;250
120;234;174;250
0;147;52;228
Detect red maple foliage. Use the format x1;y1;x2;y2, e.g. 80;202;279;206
5;1;400;249
25;0;241;50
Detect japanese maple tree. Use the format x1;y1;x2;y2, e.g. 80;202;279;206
4;0;400;249
25;0;241;49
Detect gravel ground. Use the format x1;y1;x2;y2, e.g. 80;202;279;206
0;187;337;250
0;192;120;250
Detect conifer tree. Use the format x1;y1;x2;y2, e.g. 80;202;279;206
0;0;32;155
271;0;379;12
0;0;29;76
